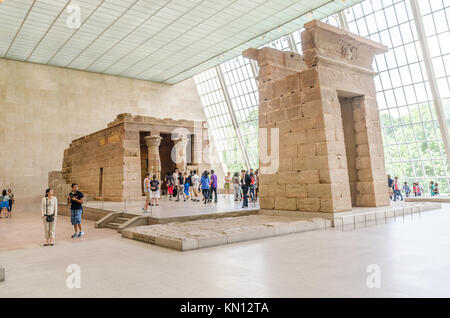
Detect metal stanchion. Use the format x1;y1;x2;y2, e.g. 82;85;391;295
150;198;153;217
385;211;387;224
364;215;367;228
353;216;356;230
341;218;344;232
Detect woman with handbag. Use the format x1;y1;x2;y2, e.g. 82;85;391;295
41;188;58;246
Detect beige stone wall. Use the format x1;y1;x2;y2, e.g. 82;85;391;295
61;123;126;202
0;58;206;202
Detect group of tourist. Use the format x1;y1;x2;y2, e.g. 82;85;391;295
227;170;259;204
0;189;14;219
387;174;440;201
142;168;259;212
40;183;85;247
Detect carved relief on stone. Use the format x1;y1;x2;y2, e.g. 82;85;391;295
342;43;357;61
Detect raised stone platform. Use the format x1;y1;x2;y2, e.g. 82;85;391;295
405;196;450;203
260;201;441;226
333;202;441;229
122;215;331;251
87;195;259;225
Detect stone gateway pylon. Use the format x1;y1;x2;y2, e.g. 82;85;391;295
244;20;390;215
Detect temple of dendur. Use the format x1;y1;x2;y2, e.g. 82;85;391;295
49;113;212;202
244;20;390;215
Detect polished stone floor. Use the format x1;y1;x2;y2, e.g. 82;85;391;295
1;202;449;297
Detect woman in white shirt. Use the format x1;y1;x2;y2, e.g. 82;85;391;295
41;188;58;246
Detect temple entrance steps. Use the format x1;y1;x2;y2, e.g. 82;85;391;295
107;216;133;230
95;213;147;231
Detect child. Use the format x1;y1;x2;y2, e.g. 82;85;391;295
402;182;411;198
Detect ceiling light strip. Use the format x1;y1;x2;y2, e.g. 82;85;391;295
84;0;173;71
3;0;37;58
101;0;208;75
25;1;71;61
64;0;142;68
162;0;337;83
135;0;295;80
126;0;243;78
46;0;107;65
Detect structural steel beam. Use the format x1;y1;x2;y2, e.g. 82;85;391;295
410;0;450;178
215;66;252;171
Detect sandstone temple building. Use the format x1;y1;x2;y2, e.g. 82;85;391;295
245;20;391;214
49;113;213;202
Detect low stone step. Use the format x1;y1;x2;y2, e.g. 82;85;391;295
116;217;131;223
107;222;122;229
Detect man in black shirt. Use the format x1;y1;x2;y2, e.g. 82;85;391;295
149;175;160;207
67;183;85;238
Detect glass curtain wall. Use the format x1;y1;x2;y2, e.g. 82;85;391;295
193;68;245;173
344;0;450;192
193;0;450;192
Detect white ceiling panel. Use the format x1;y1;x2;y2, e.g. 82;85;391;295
0;0;362;84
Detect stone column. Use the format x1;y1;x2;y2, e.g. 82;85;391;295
173;135;189;171
145;135;162;180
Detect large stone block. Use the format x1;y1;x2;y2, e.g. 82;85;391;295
297;198;321;212
260;197;275;210
300;67;320;90
302;100;323;117
275;197;297;211
285;184;308;198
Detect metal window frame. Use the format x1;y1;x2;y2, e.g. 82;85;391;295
215;65;252;170
410;0;450;184
194;0;450;189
